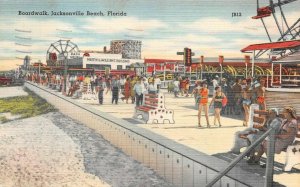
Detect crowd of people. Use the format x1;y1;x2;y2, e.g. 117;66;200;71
230;106;298;168
26;72;164;107
25;71;298;169
27;71;269;128
168;75;267;128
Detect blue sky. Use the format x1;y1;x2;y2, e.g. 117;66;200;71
0;0;299;70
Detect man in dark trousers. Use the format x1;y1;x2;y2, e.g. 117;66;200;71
111;75;120;104
96;76;104;104
133;78;144;107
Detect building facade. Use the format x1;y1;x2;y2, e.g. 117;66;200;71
110;40;142;59
83;53;144;70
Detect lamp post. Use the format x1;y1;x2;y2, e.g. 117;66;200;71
220;64;223;80
189;66;192;80
252;50;255;78
63;54;68;93
200;65;203;80
38;62;41;77
219;55;224;81
245;55;250;79
200;55;204;80
163;63;166;81
245;63;248;79
271;63;274;87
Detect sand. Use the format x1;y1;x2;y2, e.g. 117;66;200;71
0;112;172;187
0;86;28;98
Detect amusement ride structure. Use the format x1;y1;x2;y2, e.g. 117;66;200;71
241;0;300;114
242;0;300;87
252;0;300;58
46;40;80;67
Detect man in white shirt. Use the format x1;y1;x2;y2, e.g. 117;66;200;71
133;79;144;107
148;82;157;94
173;78;180;97
154;75;162;93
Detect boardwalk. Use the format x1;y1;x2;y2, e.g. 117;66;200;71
77;89;300;187
13;83;300;187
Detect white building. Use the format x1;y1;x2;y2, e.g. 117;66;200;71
82;53;144;70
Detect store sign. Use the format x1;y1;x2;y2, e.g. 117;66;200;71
68;52;81;59
86;57;130;63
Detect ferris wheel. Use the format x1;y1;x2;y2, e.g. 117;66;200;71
252;0;300;58
46;40;79;66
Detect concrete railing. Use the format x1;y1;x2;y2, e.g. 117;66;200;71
25;81;265;187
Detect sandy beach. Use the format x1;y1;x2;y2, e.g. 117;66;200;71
0;87;28;98
0;112;172;187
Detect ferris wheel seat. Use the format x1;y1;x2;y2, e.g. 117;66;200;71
252;6;272;19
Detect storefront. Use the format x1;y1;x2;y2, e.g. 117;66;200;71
82;53;144;70
271;50;300;88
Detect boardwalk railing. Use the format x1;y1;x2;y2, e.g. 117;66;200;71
206;121;279;187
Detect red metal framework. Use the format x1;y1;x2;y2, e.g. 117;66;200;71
241;40;300;52
251;0;300;58
252;6;272;19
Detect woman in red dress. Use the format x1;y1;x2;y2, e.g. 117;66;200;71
122;77;131;104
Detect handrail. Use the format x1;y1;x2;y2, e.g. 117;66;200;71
206;120;279;187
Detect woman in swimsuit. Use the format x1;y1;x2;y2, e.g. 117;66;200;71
210;86;225;127
242;85;252;126
198;82;210;128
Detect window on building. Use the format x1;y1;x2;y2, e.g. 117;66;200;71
86;64;111;70
117;65;122;70
101;65;111;70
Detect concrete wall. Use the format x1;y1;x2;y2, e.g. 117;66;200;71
25;82;264;187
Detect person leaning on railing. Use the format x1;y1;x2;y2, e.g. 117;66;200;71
230;109;277;155
251;106;298;167
246;109;281;165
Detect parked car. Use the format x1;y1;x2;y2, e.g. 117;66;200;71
0;75;13;85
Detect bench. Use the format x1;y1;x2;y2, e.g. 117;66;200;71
249;107;300;171
71;82;84;99
284;117;300;171
133;93;175;124
230;106;268;154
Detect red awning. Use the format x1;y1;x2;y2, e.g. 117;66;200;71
144;59;182;64
241;40;300;52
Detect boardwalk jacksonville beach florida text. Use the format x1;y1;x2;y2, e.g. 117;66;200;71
18;10;127;16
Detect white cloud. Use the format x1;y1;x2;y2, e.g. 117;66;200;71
143;34;222;49
182;17;266;36
142;36;228;59
82;17;167;34
182;10;299;39
15;18;73;37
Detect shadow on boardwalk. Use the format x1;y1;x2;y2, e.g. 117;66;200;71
212;152;299;187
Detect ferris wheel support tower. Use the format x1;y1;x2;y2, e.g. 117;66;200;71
252;0;300;58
